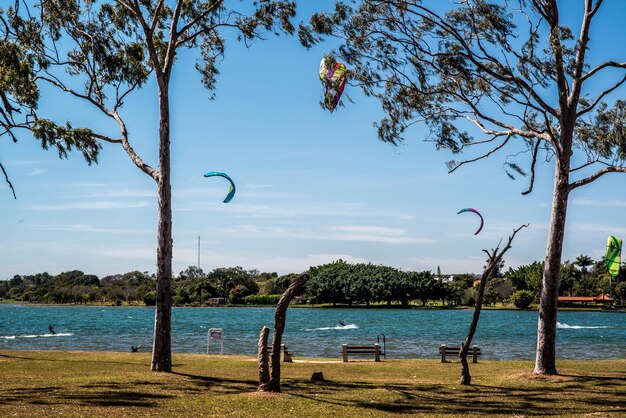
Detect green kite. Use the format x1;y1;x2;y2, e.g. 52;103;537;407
605;235;622;277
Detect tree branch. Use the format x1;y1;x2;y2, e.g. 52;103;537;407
0;161;17;199
581;61;626;82
448;133;512;173
175;0;224;40
413;4;558;118
150;0;164;33
569;166;626;191
569;0;597;107
522;140;541;195
576;74;626;118
123;0;165;85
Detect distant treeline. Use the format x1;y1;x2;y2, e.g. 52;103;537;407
1;257;625;307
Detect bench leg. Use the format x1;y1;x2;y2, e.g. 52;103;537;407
374;344;380;362
342;344;348;362
472;345;478;363
440;344;446;363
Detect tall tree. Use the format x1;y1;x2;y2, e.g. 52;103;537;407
300;0;626;375
574;254;594;296
10;0;295;372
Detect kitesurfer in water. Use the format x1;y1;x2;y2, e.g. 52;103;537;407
339;320;346;327
48;324;56;335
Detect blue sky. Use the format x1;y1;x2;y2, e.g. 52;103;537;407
1;1;626;279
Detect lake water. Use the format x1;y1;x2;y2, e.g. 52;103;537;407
1;304;624;360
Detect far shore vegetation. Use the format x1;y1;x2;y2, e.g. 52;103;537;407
2;257;625;310
0;350;624;417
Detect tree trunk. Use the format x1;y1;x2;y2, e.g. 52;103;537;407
460;355;471;385
460;258;492;385
259;273;308;392
258;326;270;387
151;88;173;372
534;162;570;375
459;225;526;384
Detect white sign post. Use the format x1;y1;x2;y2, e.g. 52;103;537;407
207;328;224;354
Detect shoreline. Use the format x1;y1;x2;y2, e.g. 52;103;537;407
1;299;621;312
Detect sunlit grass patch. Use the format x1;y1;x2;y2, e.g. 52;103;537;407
0;350;624;417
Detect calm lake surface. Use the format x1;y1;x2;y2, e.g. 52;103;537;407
1;304;625;360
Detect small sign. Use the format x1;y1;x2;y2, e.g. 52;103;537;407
207;328;224;354
209;330;223;341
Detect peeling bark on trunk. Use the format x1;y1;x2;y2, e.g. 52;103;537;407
259;273;309;392
535;170;570;375
151;88;173;372
258;326;270;388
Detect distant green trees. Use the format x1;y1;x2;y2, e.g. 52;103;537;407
0;267;265;306
307;260;454;307
504;256;624;306
2;255;622;308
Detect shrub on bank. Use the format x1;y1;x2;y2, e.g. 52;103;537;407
511;290;534;309
244;294;281;305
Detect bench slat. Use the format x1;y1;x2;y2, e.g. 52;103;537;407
439;344;481;363
342;344;381;362
439;347;480;354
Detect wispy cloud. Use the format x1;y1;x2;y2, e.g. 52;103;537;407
174;248;369;274
28;200;153;210
66;182;140;189
81;189;156;198
177;201;415;221
243;184;275;190
97;246;155;260
4;159;46;167
568;222;626;235
28;168;46;176
323;225;434;244
200;223;432;245
409;256;486;274
27;223;151;235
572;198;626;208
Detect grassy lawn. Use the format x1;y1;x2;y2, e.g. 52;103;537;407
0;350;625;417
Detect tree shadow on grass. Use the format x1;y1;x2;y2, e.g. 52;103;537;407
0;351;148;367
0;353;38;361
171;371;257;395
0;387;60;405
283;376;626;416
0;382;169;408
61;390;170;408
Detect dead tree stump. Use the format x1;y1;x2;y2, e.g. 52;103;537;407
259;273;309;392
257;326;270;388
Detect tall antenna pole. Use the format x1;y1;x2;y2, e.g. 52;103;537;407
198;235;201;270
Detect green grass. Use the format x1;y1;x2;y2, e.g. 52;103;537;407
0;350;625;417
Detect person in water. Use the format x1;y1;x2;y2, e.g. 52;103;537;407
339;320;346;327
48;324;56;335
131;343;143;352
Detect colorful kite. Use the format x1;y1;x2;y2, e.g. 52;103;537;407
319;56;348;112
605;235;622;277
204;171;236;203
457;208;484;235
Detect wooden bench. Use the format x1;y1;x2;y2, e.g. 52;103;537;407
267;344;293;362
439;344;481;363
342;343;381;362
